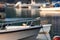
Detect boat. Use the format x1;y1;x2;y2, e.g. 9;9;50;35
40;7;60;17
0;17;42;40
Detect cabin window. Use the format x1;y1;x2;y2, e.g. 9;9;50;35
21;6;28;8
31;6;40;9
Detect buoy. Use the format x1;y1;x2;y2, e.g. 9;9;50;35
53;36;60;40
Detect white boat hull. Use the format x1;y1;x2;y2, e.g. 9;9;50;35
0;26;41;40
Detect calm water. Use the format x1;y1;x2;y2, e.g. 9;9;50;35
5;7;40;18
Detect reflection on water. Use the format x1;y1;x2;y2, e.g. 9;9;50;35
4;7;40;26
5;7;40;18
5;7;16;18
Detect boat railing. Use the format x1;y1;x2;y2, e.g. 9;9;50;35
0;17;40;30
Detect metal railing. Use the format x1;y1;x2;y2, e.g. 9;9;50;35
0;17;40;30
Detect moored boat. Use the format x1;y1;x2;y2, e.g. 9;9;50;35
0;17;42;40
